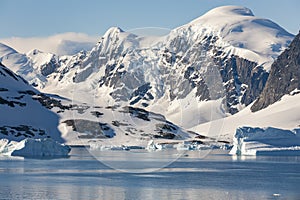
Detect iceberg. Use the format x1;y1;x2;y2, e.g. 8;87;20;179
0;138;71;158
89;142;145;151
146;140;158;151
145;140;231;151
89;143;130;151
175;141;198;151
229;127;300;156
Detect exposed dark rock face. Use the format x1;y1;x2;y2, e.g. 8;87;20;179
91;111;104;118
216;56;269;114
154;123;177;139
129;83;153;106
0;125;47;139
40;58;59;76
0;96;26;107
62;119;115;138
251;31;300;112
120;106;150;121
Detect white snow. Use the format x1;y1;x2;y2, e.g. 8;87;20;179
0;43;30;73
0;43;49;88
0;138;70;158
181;5;293;71
26;49;56;69
229;127;300;156
191;93;300;142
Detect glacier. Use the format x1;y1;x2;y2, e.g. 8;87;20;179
229;127;300;156
0;138;71;158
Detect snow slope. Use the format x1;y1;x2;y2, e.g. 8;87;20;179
0;43;31;76
190;93;300;141
184;6;293;70
0;43;58;88
0;62;64;142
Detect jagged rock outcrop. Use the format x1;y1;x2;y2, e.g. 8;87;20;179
216;56;269;114
251;31;300;112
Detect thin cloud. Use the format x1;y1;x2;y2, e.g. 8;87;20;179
0;32;99;55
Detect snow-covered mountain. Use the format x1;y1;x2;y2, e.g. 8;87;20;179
0;43;60;88
43;6;293;127
0;6;297;145
0;62;195;146
192;31;300;141
0;62;64;142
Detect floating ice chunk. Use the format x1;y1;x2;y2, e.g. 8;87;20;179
229;127;300;156
146;140;158;151
155;143;176;150
175;141;197;150
273;193;281;197
89;143;136;151
146;140;179;151
0;138;71;158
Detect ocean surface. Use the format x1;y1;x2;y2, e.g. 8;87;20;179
0;148;299;200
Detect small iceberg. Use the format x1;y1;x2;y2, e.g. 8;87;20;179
0;138;71;158
146;140;159;151
89;142;144;151
175;141;231;151
146;140;179;151
175;141;197;151
229;127;300;156
146;140;231;151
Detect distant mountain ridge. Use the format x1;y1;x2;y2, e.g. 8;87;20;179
0;6;296;134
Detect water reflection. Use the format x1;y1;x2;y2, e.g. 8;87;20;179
0;148;299;200
2;182;296;200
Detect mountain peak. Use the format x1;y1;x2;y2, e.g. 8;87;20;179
103;27;124;37
181;5;293;71
189;6;256;26
204;6;254;17
189;6;254;25
27;49;43;56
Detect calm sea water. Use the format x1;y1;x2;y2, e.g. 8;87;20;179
0;148;299;200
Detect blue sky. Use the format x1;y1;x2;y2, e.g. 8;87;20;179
0;0;299;38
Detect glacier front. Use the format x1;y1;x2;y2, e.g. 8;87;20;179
229;127;300;156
